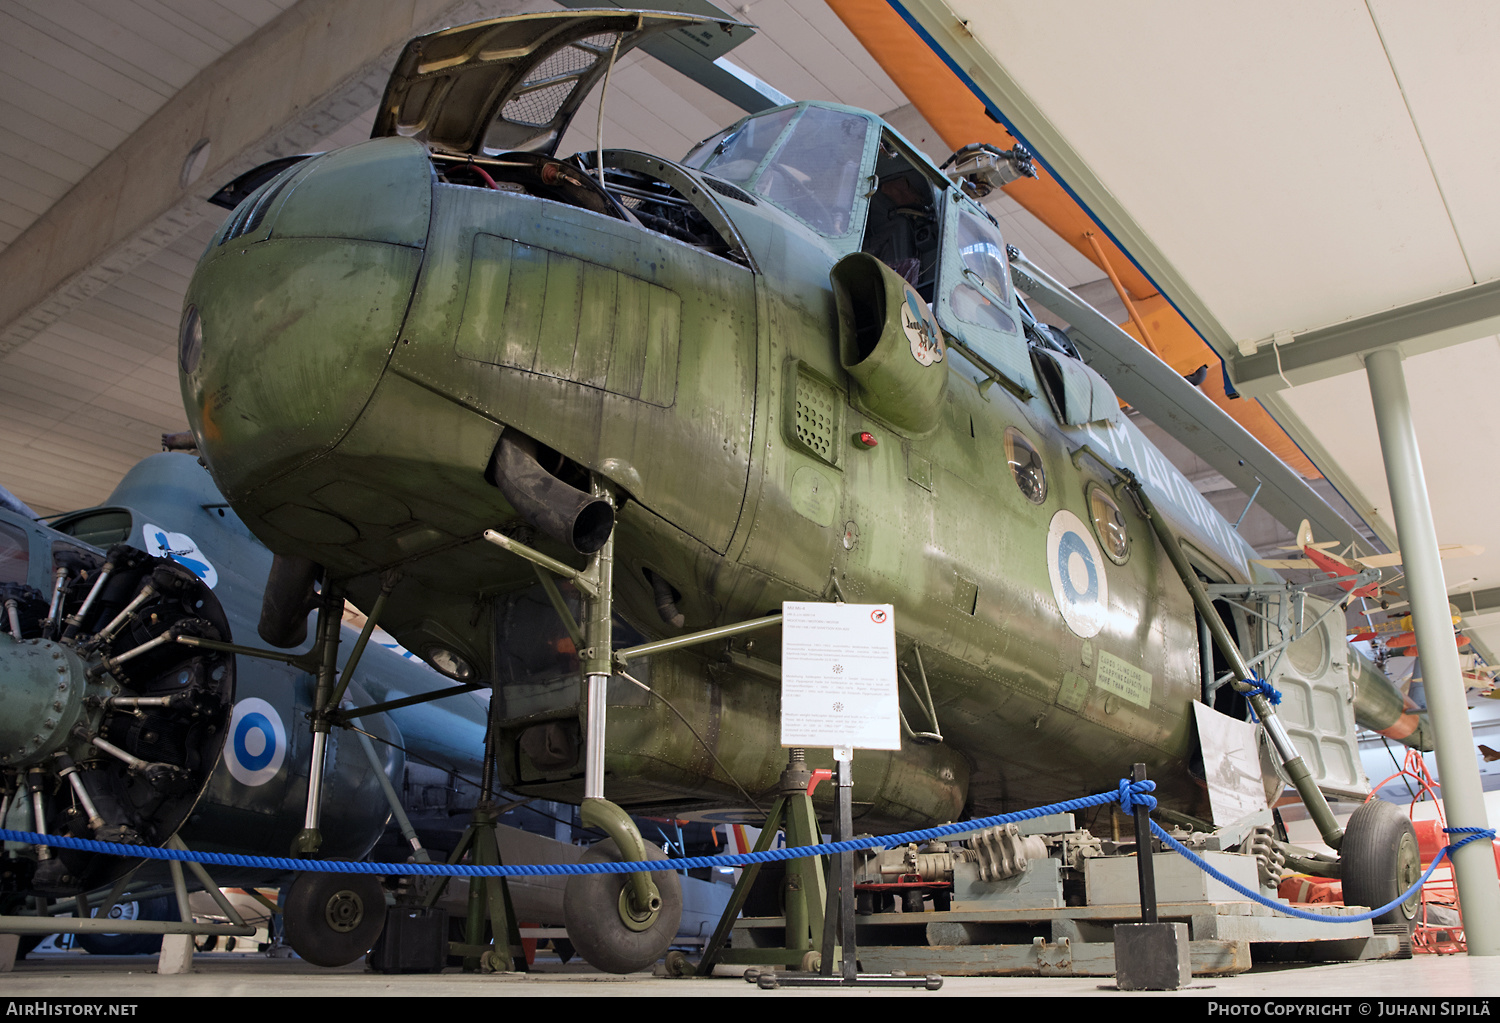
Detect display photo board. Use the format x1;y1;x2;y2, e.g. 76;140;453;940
779;601;899;750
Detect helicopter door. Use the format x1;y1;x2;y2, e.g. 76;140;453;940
932;199;1039;396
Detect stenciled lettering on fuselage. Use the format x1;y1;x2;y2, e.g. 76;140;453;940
1076;418;1252;575
224;697;287;787
1047;509;1109;638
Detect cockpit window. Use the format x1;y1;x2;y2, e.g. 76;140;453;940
686;106;869;238
0;522;28;585
946;209;1018;343
752;107;866;236
954;212;1013;307
683;107;795;180
51;510;133;547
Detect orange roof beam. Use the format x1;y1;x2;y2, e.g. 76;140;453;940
826;0;1320;479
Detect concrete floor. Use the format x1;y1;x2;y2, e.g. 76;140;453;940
3;950;1497;1001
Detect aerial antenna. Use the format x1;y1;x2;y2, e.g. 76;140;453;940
595;22;633;188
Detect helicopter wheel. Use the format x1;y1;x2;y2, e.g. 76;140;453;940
77;896;178;956
1341;800;1422;931
282;872;386;967
562;839;681;974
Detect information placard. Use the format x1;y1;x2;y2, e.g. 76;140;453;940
779;601;899;750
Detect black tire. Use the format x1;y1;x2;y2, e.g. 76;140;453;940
283;872;386;967
1342;799;1422;929
77;896;178;956
562;839;681;974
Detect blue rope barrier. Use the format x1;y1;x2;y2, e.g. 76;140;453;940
1117;777;1156;814
0;785;1144;878
5;776;1485;929
1152;820;1495;924
1240;673;1280;704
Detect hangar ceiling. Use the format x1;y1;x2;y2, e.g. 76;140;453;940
0;0;1494;668
893;0;1500;665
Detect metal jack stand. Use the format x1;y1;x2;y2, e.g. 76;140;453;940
423;660;526;973
698;749;832;975
742;749;941;991
431;800;527;973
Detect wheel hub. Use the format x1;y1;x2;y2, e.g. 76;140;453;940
616;885;661;933
324;890;365;933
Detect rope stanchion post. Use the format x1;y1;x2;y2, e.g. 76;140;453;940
1113;766;1191;991
1130;763;1158;925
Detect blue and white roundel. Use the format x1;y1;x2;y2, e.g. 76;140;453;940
225;698;286;787
1047;509;1108;638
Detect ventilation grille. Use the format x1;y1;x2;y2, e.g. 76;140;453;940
790;364;841;466
705;177;756;205
503;81;575;127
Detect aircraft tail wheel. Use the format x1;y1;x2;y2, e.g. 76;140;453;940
283;872;386;967
1341;799;1422;930
562;839;682;974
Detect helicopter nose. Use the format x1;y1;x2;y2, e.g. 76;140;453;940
179;137;432;502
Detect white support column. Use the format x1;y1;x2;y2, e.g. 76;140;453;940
1364;346;1499;955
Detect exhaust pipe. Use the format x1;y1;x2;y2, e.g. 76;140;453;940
488;431;614;555
259;554;320;648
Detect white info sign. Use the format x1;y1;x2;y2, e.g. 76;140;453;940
780;601;900;750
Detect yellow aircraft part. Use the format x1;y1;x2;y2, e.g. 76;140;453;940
827;0;1320;479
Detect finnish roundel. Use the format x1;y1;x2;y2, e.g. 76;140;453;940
1047;509;1108;638
225;697;287;787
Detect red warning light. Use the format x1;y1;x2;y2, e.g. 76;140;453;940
857;432;878;448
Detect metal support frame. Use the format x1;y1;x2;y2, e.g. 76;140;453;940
1200;581;1347;697
353;727;429;864
1128;476;1346;850
484;482;669;929
1364;347;1500;955
0;836;256;940
292;580;343;855
698;749;833;975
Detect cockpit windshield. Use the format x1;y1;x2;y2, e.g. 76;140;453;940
686;105;869;238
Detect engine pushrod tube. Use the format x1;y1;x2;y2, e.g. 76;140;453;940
61;769;103;827
92;583;156;647
614;614;784;666
45;566;68;633
87;735;154;772
64;565;114;638
1129;478;1345;849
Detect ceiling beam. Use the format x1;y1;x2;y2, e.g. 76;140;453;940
0;0;502;359
1453;585;1500;621
1226;278;1500;399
